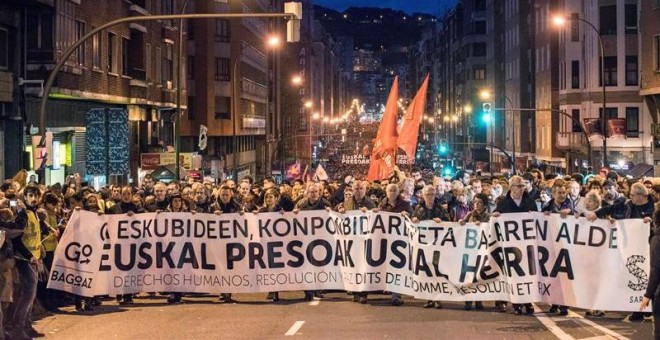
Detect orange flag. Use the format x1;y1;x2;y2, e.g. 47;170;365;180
368;77;399;181
398;74;429;162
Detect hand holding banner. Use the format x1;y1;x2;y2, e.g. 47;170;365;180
48;210;651;312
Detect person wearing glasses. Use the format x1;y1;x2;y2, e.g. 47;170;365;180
587;182;654;322
491;175;539;315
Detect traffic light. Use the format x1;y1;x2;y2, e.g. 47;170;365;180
482;102;492;123
438;139;448;156
442;164;454;176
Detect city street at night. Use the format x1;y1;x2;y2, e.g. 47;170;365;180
35;293;652;339
2;0;660;339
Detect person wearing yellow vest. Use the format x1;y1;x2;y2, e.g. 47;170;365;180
37;193;61;312
7;184;48;339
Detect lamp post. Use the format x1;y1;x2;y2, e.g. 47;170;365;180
174;0;193;182
553;15;607;167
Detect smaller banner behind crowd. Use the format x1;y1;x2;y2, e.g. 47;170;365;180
49;210;651;312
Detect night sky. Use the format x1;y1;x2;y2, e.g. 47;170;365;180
314;0;458;15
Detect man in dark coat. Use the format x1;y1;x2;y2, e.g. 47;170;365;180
492;175;538;315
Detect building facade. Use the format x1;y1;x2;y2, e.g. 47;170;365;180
640;0;660;175
15;0;186;185
556;0;652;172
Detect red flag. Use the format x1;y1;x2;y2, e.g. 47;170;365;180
398;74;429;162
368;77;399;181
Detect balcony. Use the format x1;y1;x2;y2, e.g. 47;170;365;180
556;132;588;152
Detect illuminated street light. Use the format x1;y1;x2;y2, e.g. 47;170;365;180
267;35;281;47
552;16;566;26
451;115;459;122
304;101;313;109
443;116;450;122
291;75;303;85
428;117;435;123
479;90;491;100
464;104;473;113
312;112;320;120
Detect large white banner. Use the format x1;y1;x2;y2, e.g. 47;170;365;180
48;210;652;312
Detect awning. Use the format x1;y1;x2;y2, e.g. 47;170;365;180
626;163;654;179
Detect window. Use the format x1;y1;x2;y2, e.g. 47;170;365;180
92;28;101;69
215;57;230;81
163;43;173;83
600;56;617;86
214;96;231;119
0;28;7;69
473;65;486;80
162;0;174;26
626;107;639;138
473;21;486;34
26;10;53;53
570;13;579;42
625;55;638;85
187;56;194;79
57;1;76;61
215;20;230;42
656;35;660;71
474;0;486;11
145;43;151;81
187;96;194;120
299;115;308;131
599;107;618;123
571;109;581;133
121;37;129;76
75;21;85;66
559;61;566;89
187;19;194;41
107;32;116;73
473;43;486;57
599;5;617;35
624;4;637;34
155;47;161;83
571;60;580;89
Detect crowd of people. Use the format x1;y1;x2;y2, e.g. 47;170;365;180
1;166;660;339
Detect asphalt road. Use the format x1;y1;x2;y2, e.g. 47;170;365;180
35;292;653;339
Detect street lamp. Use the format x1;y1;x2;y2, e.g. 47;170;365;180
267;35;281;48
553;14;607;168
291;75;303;85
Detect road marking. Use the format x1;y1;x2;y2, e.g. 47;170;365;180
531;304;575;340
567;310;630;340
308;297;321;306
285;321;305;336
